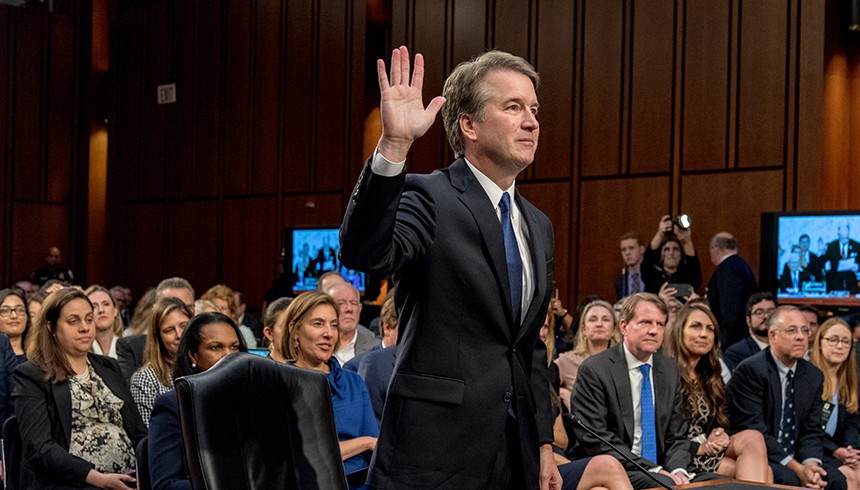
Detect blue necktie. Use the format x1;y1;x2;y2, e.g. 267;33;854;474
500;192;522;324
779;370;796;455
639;364;658;463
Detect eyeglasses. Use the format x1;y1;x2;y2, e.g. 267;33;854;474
751;308;776;317
0;306;26;318
822;336;853;348
779;326;811;337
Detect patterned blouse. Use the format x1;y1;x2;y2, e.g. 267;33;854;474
131;365;173;426
688;380;725;472
68;364;135;474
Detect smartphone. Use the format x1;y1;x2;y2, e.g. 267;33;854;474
667;283;693;299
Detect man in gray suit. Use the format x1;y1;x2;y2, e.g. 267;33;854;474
327;282;379;365
571;293;723;489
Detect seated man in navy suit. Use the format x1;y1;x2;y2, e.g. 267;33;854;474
345;291;397;373
729;306;846;490
723;292;777;371
355;294;399;424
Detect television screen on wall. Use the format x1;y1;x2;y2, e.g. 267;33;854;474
283;226;366;293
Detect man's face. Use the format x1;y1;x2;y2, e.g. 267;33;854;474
839;226;850;243
620;300;667;361
801;310;819;346
467;70;539;175
661;241;681;269
747;299;776;336
46;248;61;266
329;284;361;334
787;254;800;272
768;310;811;364
233;292;246;317
161;287;195;314
620;239;644;267
799;236;810;252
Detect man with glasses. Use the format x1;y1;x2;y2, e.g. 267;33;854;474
729;306;846;490
723;292;778;371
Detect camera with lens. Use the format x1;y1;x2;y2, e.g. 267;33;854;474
673;214;692;230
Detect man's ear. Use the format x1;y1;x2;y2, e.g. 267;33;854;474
460;114;477;143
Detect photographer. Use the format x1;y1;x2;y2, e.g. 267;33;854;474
642;214;703;295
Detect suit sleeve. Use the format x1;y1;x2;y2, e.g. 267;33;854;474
0;334;18;427
12;364;94;485
116;337;137;384
728;362;786;463
357;353;387;426
712;263;747;339
532;334;554;443
571;360;654;470
149;393;192;490
662;369;692;472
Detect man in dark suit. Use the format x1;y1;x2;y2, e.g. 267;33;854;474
340;47;562;488
723;292;777;371
708;232;758;349
799;234;823;280
729;306;845;490
571;293;723;489
234;290;263;344
823;224;860;293
615;232;646;301
779;252;812;293
344;292;397;374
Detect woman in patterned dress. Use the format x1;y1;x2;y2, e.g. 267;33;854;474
12;287;146;489
664;303;771;483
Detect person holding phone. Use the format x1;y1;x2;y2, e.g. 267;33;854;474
642;215;702;295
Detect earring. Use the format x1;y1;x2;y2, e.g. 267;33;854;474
191;363;197;369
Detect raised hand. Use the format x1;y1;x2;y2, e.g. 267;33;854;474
376;46;446;163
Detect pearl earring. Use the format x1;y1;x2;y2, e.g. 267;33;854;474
191;363;197;368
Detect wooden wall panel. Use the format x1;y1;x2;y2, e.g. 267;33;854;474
680;170;784;284
682;1;730;171
251;0;281;195
140;6;169;201
12;11;44;202
282;193;345;228
519;182;571;302
579;0;623;177
12;203;69;283
533;0;574;180
112;6;145;204
168;1;199;200
223;197;278;308
736;0;787;168
188;1;222;199
166;200;219;293
283;0;313;193
795;0;825;210
116;202;164;295
46;15;75;203
222;1;252;196
494;0;531;57
578;177;671;301
316;0;349;192
452;0;486;66
0;9;7;204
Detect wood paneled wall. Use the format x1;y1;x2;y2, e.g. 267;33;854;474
0;2;91;287
391;0;825;305
107;0;366;307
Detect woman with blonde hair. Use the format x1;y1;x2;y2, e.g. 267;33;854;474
201;284;257;347
665;303;770;482
85;285;123;359
280;291;377;487
554;299;619;410
130;297;192;426
810;317;860;488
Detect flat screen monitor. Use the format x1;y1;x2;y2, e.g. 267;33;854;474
284;226;366;293
760;211;860;308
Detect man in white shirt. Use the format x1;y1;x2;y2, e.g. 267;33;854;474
328;282;378;365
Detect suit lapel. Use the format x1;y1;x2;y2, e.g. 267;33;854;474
450;160;515;334
652;355;670;454
52;381;72;447
765;351;783;435
609;344;635;441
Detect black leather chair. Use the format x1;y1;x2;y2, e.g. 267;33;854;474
2;415;21;490
135;436;151;490
175;353;347;490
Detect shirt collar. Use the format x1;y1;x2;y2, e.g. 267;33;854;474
622;342;653;369
769;348;796;373
718;250;738;264
463;158;515;209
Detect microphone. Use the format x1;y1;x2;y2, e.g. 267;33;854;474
564;412;675;490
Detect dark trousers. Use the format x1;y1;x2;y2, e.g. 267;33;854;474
771;460;847;490
490;415;528;489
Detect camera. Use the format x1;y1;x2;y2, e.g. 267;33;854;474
673;214;692;230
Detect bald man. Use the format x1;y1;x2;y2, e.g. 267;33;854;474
708;232;758;349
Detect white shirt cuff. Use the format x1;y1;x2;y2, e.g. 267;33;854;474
780;455;793;466
801;458;822;466
671;468;695;480
371;150;406;177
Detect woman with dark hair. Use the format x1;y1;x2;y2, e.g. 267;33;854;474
85;285;123;359
810;317;860;487
280;291;377;487
130;297;192;426
0;288;31;363
641;215;702;294
148;312;247;490
12;287;146;489
261;296;292;360
27;289;49;326
664;304;770;482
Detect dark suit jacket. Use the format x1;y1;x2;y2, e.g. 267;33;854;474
570;343;692;473
728;347;825;464
240;314;264;344
117;334;146;382
356;345;397;425
822;402;860;457
614;268;645;302
12;354;147;489
722;335;764;372
779;266;811;293
149;392;191;490
340;158;555;489
823;239;860;293
707;254;758;349
343;343;381;373
0;333;18;428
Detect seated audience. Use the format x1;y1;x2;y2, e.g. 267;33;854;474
0;288;31;364
809;317;860;488
13;287;146;489
642;215;702;294
345;291;398;373
148;312;247;490
86;285;123;359
201;284;257;348
664;304;770;482
280;291;377;487
571;293;723;489
555;299;618;411
355;294;399;424
131;297;192;426
729;306;847;490
261;296;293;361
723;292;777;372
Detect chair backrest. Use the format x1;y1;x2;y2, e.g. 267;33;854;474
135;436;151;490
175;353;347;490
2;416;21;490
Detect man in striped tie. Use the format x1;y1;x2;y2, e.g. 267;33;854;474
571;293;724;489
